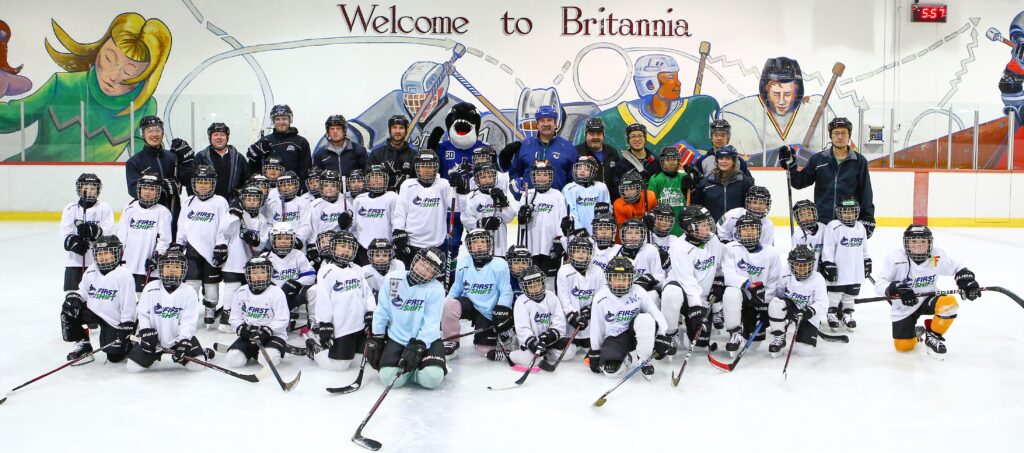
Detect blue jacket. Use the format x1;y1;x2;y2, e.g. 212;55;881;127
312;139;367;178
788;148;875;224
508;136;578;191
691;170;756;221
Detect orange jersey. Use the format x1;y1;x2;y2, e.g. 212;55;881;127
613;190;657;227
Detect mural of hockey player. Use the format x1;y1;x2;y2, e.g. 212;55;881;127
997;11;1024;126
479;87;599;151
720;57;835;167
340;61;466;151
576;54;719;156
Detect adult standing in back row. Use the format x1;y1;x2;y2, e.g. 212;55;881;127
779;117;876;234
246;104;313;191
501;105;577;191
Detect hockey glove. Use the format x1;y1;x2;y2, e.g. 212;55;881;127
254;326;274;345
517;205;533;225
363;311;374;333
236;324;254;341
862;220;876;239
652;334;673;360
212;244;228;267
61;292;85;319
955;268;981;301
391;229;410;255
170;138;194;166
489;188;510;209
524;336;542;354
492;305;514;333
820;261;839;283
366;335;385;370
681;164;701;191
240;229;261;248
549;240;565;262
710;277;727;302
634;273;660;292
477;216;502;231
306;247;321;267
76;221;101;241
246;139;271;162
560;216;575;237
228;201;246;220
401;338;427;372
317;322;335;350
337;210;353;230
742;281;765;307
886;281;918;306
145;252;160;274
282;280;303;303
64;234;90;256
138;328;159;354
777;145;795;169
449;173;470;195
685;305;709;324
109;321;136;355
643;214;656;232
594;202;611;216
292;237;303;250
538;328;560;348
586;349;602;373
864;258;873;278
172;338;199;365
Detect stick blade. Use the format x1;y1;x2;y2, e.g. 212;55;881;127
670;372;681;387
832;62;846;76
592;397;607;407
0;395;7;405
707;354;733;372
353;434;383;451
283;371;302;392
254;366;271;382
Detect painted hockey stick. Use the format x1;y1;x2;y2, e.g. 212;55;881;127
692;41;711;95
402;43;467;139
451;70;525;141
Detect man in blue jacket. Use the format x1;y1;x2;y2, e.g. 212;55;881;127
311;114;367;179
503;105;578;191
780;117;876;234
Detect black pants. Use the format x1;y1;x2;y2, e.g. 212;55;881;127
599;329;637;365
327;330;366;360
742;297;770;341
63;266;85;291
228;335;286;361
127;336;205;368
452;297;497;346
61;307;127;363
185;244;222;284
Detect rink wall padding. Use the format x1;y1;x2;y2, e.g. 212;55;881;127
0;163;1021;227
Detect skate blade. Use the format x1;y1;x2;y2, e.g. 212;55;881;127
70;355;95;366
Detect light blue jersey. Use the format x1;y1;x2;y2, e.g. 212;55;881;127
562;181;611;235
372;271;445;347
447;254;514;320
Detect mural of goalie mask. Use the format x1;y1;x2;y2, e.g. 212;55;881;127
516;87;563;138
402;61;450;122
999;11;1024;120
759;57;805;117
444;102;481;150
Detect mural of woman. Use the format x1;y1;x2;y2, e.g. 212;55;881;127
0;13;170;161
0;20;33;98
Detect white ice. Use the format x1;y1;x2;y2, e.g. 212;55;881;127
1;222;1022;452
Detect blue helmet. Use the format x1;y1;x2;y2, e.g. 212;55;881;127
714;145;739;160
534;105;558;120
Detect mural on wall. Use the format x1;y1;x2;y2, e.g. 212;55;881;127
0;4;1021;168
0;13;170;162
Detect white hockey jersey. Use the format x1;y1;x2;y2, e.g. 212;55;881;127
592;244;623;271
522;188;568;256
791;222;827;268
362;260;406;296
628;244;666;285
717;207;774;246
666;236;725;307
229;284;290;339
460;187;519;257
268;196;312;245
136;281;200;348
722;242;783;304
555;263;605;339
315;263;377;337
775;266;829;326
513;291;568;345
821;220;869;287
309;197;347;240
116;200;172;276
60;201;115;267
176;195;230;264
76;265;137;328
351;191;398;248
873;247;965;322
589;286;668;350
652;233;678;253
393;178;455;248
268;250;316;286
217;212;270;274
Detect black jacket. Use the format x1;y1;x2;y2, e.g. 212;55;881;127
691;170;756;221
125;145;193;209
574;143;618;190
607;148;661;201
312;139;368;178
248;127;313;188
788;148;875;224
196;145;251;201
368;141;417;188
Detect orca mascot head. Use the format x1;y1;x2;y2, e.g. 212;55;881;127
445;102;481;150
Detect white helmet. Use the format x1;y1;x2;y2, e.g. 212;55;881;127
402;61;449;120
269;222;296;257
633;54;679;98
516;87;562;138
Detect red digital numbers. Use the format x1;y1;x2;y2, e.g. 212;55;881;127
912;4;947;23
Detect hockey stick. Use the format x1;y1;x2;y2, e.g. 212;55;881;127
257;342;301;392
327;339;370;394
854;286;1024;308
80;203;88;271
452;70;524;141
493;328;520;368
402;43;467;140
799;62;845;152
487;350;544;390
592;355;656;407
671;303;715;387
0;339;121;406
541;326;581;372
708;321;764;372
692;41;711;96
157;346;267;383
818;332;850;343
351;363;408;451
213;342;308;357
441;326;492;343
781;315;803;380
785;165;795;237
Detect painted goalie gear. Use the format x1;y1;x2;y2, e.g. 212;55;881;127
367;238;395;275
269;222;296;258
735;214;763;251
759;57;804;110
136;173;163;208
402;61;449;119
633;54;680;98
76;173;102;203
519;265;547;302
744;185;772;219
788;245;816;281
605;256;636;298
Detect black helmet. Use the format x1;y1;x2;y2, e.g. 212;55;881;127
592;214;618;248
679;205;715;245
191;165;218;201
472;146;498;167
325;114;347;132
138;115;164;131
408;247;445;285
605;256;635;297
387;115;409;129
619;218;647;252
244;256;274;293
903;224;933;262
584;117;605;132
828;117;853;135
368;238;395;275
136;173;163;208
568;235;594;272
159;246;188;290
473;163;498;192
76;173;102;203
207;122;230;137
625;122;647;138
651;204;675;237
792;200;818;230
531;160;554;192
835;196;860;227
238;185;265;216
573;155;598;185
92;235;124;273
270;104;293;119
618;170;643;204
744;186;772;219
710;118;731;137
518;265;547;302
465;228;494;267
413;151;440;185
506;245;533;278
788;245;816;281
735;214;762;251
330;230;359;266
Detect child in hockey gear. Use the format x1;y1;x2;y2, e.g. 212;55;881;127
62;173;115;291
363;238;405;296
267;222;317;328
271;171;312;244
128;250;206;372
308;230;336;272
370;247;449;389
562;155;611;236
512;265;572;369
590;214;622;271
302;167;321;202
262;155;285;183
347;169;367;201
618;219;666;303
61;235;137;364
557;235;605;349
766;246;829;357
717;185;774;245
218;185;269;332
612;169;657;227
647;146;699;236
462;163;518;257
875;225;979;358
117;173;172;293
310;170;346;238
519;160;568;276
721;214;782;355
313;232;376;370
791;200;826;268
176;165;229;327
392;151;454;267
588;257;670;376
820;196;870;331
649;204;677;258
663;205;724;352
351;165;398;265
506;244;533;299
443;229;515;359
226;256;290;366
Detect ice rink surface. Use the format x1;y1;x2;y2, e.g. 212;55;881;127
1;222;1022;453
